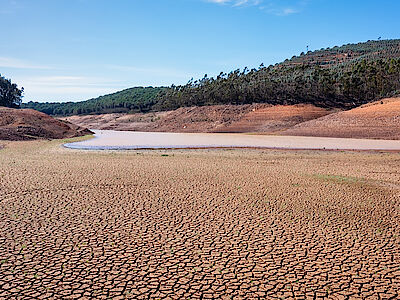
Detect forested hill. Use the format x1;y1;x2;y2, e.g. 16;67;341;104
282;39;400;68
156;39;400;110
22;87;166;116
23;39;400;115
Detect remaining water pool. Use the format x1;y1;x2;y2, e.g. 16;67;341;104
64;130;400;151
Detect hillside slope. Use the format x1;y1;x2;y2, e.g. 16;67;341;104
282;98;400;139
61;104;331;133
0;107;92;141
216;105;331;133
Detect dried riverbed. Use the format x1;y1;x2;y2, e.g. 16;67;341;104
0;139;399;298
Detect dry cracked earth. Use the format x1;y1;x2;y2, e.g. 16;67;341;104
0;139;399;299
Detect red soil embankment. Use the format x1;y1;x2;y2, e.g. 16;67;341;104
215;104;331;133
0;107;92;141
283;98;400;139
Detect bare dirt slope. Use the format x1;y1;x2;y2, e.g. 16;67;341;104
283;98;400;139
60;111;169;131
218;104;331;133
0;107;92;141
61;104;331;134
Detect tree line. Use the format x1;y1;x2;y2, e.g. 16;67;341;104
155;58;400;111
0;74;24;108
23;87;165;115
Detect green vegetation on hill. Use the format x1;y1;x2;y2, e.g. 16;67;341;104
23;39;400;115
283;39;400;68
23;87;166;116
157;57;400;110
157;39;400;110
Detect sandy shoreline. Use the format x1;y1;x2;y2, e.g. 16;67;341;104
65;129;400;151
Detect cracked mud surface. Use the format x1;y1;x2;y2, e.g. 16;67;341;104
0;140;399;299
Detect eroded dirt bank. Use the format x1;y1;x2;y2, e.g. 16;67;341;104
0;140;399;298
61;103;331;134
281;98;400;139
0;107;92;141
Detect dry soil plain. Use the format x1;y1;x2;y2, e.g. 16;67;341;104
0;138;399;299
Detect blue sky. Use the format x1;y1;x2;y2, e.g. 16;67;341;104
1;0;399;102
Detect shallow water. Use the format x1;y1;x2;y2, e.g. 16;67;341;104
64;130;400;150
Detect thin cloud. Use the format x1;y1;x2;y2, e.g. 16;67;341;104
15;68;190;102
21;76;123;88
206;0;307;15
260;0;309;16
0;57;52;70
23;85;123;102
207;0;231;4
282;8;297;15
261;6;299;16
0;0;23;14
105;64;189;80
17;75;128;102
207;0;261;7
